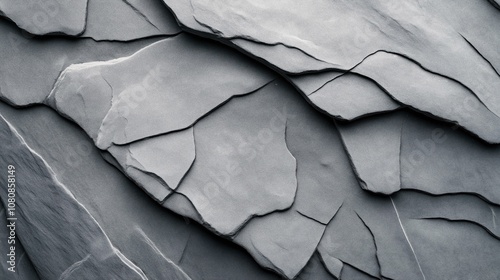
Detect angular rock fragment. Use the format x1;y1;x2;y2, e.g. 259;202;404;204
48;33;274;149
296;253;336;280
178;80;297;236
337;111;404;194
107;127;195;202
232;79;374;278
400;113;500;204
0;19;159;106
351;52;500;143
340;264;379;280
317;252;343;280
0;102;283;280
338;110;500;203
235;210;325;279
308;73;400;120
163;0;500;142
0;114;147;280
81;0;181;41
318;204;380;278
0;0;87;35
393;191;500;239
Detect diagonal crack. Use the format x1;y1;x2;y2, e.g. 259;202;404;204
459;33;500;78
354;211;382;279
390;197;426;280
122;0;161;32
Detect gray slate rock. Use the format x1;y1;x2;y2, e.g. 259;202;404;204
163;0;500;142
308;73;400;121
81;0;181;41
0;19;159;106
178;80;297;236
107;127;195;202
0;114;148;280
338;110;500;204
48;33;274;149
0;0;87;35
337;111;404;194
0;102;284;280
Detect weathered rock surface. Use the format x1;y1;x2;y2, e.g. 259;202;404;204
0;0;88;35
47;34;274;148
81;0;181;41
0;115;148;280
338;110;500;204
1;1;500;279
0;102;284;280
0;19;160;106
163;0;500;142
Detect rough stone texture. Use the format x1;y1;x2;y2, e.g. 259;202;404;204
307;73;400;120
163;0;500;142
81;0;181;41
338;110;500;204
47;34;274;148
0;115;148;280
0;103;283;280
0;19;160;106
1;1;499;279
0;0;88;35
337;111;404;194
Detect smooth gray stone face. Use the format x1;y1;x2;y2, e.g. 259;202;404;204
0;0;181;40
0;103;283;280
402;219;500;280
107;127;195;202
1;1;500;279
81;0;181;41
163;0;500;142
0;0;88;35
296;253;336;280
400;113;500;204
48;34;274;149
318;204;380;278
178;80;297;236
337;111;404;194
351;52;500;144
0;19;159;106
308;73;400;120
338;110;500;204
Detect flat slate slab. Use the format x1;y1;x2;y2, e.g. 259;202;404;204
0;0;88;35
162;0;500;143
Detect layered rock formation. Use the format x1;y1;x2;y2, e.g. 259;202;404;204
1;1;499;279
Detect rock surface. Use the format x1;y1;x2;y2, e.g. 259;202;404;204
163;0;500;142
1;1;499;279
0;0;88;35
0;115;148;280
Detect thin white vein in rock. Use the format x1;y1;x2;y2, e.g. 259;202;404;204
390;196;426;280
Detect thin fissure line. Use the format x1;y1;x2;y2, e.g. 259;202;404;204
390;197;426;280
